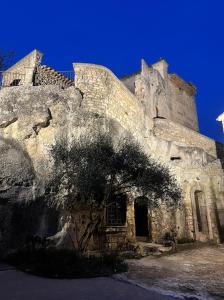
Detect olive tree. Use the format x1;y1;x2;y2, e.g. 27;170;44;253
46;134;181;252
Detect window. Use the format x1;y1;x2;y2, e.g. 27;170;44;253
106;194;126;226
170;156;181;161
10;79;21;86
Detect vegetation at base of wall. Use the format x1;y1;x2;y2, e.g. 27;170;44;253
5;248;127;278
177;238;195;244
43;133;181;253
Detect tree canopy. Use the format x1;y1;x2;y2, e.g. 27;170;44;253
48;133;181;210
45;133;181;252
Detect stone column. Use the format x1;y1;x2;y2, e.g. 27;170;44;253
184;204;195;240
151;208;159;242
205;186;220;243
126;196;136;243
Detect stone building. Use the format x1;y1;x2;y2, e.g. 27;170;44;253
0;49;224;253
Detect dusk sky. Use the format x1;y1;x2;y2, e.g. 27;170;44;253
1;0;224;142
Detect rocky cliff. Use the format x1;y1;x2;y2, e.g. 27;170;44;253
0;85;127;255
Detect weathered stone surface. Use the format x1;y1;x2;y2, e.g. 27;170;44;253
0;138;35;204
125;246;224;299
0;84;130;253
2;49;42;86
122;59;198;131
0;50;224;254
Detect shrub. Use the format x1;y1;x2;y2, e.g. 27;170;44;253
5;248;127;278
177;238;195;244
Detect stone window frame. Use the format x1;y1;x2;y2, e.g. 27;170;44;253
106;194;127;226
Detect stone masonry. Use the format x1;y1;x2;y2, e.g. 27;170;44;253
0;49;224;254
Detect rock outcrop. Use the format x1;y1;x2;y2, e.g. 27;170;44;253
1;52;224;255
0;85;129;255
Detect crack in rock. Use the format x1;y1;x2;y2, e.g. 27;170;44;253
0;117;18;128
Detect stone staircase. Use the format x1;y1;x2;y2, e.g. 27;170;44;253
133;242;173;257
34;65;74;88
119;242;174;259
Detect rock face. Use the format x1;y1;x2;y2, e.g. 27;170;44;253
0;137;35;204
0;84;129;254
0;49;224;255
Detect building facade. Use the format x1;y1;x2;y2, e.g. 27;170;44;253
0;50;224;253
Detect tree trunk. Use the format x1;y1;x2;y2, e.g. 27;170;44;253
78;214;102;253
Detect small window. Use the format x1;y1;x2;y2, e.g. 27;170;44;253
10;79;21;86
170;156;181;161
106;194;126;226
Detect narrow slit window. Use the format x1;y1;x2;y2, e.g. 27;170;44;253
170;156;181;161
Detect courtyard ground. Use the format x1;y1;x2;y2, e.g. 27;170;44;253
0;262;173;300
1;245;224;300
117;245;224;300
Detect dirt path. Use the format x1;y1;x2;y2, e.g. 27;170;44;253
122;245;224;299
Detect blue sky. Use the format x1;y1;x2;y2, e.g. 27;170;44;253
1;0;224;142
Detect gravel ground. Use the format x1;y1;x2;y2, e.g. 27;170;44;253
123;245;224;300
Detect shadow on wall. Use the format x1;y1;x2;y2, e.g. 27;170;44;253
214;142;224;242
0;137;36;204
211;187;224;243
9;199;59;250
0;137;59;254
215;141;224;167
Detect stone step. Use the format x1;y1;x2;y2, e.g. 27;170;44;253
39;65;73;82
131;242;173;257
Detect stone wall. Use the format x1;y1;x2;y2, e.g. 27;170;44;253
73;62;224;245
1;56;224;251
135;59;172;120
34;65;74;88
121;72;138;94
121;59;199;131
2;50;74;89
0;84;138;253
153;118;218;157
2;49;42;86
168;74;198;131
74;63;153;143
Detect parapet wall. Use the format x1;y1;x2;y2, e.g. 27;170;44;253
74;63;219;159
34;65;74;88
2;50;73;89
168;74;199;131
153;118;218;157
74;63;152;139
1;50;200;135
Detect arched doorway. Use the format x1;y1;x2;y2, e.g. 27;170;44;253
134;199;150;241
192;190;209;241
215;193;224;242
